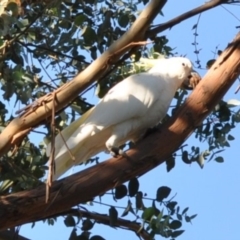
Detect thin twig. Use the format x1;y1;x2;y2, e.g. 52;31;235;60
46;92;57;202
192;14;202;68
221;5;240;22
148;0;230;37
16;41;90;65
59;131;75;161
49;208;151;240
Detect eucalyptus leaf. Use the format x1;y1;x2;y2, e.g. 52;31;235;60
227;99;240;108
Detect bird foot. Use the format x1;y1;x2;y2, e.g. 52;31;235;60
110;147;132;162
110;146;127;158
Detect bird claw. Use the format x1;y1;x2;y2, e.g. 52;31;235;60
110;146;126;158
109;146;136;166
182;71;201;90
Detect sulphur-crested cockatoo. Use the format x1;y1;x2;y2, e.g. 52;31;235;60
46;57;193;179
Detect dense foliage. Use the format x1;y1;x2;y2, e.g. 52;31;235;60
0;0;239;239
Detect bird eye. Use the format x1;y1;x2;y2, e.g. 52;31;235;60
182;63;186;66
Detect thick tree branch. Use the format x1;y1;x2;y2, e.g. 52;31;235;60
0;0;167;155
0;32;239;230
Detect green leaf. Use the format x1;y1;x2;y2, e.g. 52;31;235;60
81;219;94;231
156;186;171;202
70;104;83;114
171;230;185;238
185;215;191;222
162;215;170;227
83;6;94;17
177;214;182;221
157;211;163;222
76;233;90;240
90;236;105;240
69;228;77;240
135;191;145;210
27;31;36;41
206;59;216;69
190;214;198;220
142;207;155;221
18;19;29;28
64;215;76;227
203;122;211;136
159;10;164;16
182;151;191;164
215;156;224;163
196;150;209;169
109;206;118;227
0;39;4;48
166;201;177;212
85;0;96;4
116;1;124;6
82;26;97;45
0;180;13;193
118;13;129;28
192;24;197;30
169;220;182;230
228;134;235;141
121;200;135;217
233;111;240;122
128;177;139;197
222;123;231;134
95;82;109;99
182;207;189;215
166;155;175;172
143;0;150;5
32;66;41;73
59;20;72;30
6;2;19;17
47;218;55;226
208;149;225;162
114;184;127;199
217;101;231;122
74;14;87;26
11;50;24;65
90;46;97;60
227;99;240;108
152;200;160;216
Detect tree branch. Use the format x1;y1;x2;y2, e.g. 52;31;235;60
0;229;30;240
148;0;230;37
0;32;239;230
0;0;167;156
55;208;150;240
0;0;230;156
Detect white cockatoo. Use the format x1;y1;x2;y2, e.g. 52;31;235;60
46;57;193;179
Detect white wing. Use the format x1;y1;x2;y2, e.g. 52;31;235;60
65;72;167;148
